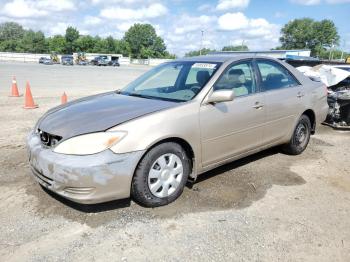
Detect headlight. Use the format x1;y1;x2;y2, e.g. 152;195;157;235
53;131;127;155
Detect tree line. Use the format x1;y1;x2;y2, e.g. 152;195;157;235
185;45;248;57
0;22;175;59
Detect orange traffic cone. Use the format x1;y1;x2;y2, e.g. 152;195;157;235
23;81;38;109
61;92;67;104
9;76;20;97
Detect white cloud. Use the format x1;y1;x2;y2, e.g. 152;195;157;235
218;12;249;30
2;0;48;17
153;24;164;36
165;12;280;56
290;0;321;5
50;22;70;35
217;13;279;37
84;16;102;25
325;0;350;3
36;0;75;11
291;0;350;4
91;0;146;5
174;15;216;34
100;3;168;20
1;0;76;18
115;21;145;31
216;0;250;10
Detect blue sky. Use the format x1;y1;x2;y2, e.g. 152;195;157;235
0;0;349;56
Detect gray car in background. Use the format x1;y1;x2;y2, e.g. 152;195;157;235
27;56;328;207
61;55;74;65
42;58;53;65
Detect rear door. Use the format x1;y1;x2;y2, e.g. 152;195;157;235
255;59;304;144
200;60;266;167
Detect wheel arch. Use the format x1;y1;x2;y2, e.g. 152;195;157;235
302;109;316;134
132;136;196;182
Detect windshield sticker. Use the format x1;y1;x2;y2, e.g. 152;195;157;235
192;63;217;69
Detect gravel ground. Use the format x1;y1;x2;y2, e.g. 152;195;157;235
0;63;349;261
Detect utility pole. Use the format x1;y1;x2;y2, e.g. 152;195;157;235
199;30;204;56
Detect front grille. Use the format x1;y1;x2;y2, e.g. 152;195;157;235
31;166;53;187
38;129;62;147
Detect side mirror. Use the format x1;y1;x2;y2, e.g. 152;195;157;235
206;89;234;104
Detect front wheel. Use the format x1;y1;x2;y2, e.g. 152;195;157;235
282;115;311;155
131;142;190;207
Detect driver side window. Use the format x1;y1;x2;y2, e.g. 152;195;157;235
213;61;256;97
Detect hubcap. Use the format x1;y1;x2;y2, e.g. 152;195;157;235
295;123;307;145
148;153;184;198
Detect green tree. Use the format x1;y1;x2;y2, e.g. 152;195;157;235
0;22;25;41
123;23;167;58
105;36;116;53
91;36;107;53
65;26;80;54
75;35;95;52
0;21;176;58
185;48;216;57
318;48;349;60
19;30;47;53
279;18;339;56
47;35;66;53
222;45;249;51
0;22;25;51
116;39;131;56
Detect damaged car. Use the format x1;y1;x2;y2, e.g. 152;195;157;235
297;64;350;129
27;56;328;207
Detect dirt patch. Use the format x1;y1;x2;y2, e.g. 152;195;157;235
327;176;350;193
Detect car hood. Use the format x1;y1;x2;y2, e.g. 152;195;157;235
37;92;178;139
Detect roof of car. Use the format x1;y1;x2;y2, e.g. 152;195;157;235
175;55;277;63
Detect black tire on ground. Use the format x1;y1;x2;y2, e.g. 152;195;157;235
282;114;312;155
131;142;191;207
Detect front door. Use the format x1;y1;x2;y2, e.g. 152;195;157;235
200;60;266;168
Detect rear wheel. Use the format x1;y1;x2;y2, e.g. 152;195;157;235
131;142;190;207
282;115;311;155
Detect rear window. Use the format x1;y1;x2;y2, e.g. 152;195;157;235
257;60;300;91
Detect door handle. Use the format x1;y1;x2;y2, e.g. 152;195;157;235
297;92;305;98
253;102;264;109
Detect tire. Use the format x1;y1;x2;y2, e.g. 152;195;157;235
131;142;190;207
282;115;311;155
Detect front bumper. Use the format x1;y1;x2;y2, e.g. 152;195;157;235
26;131;145;204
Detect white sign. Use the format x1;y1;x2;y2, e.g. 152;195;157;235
192;63;217;69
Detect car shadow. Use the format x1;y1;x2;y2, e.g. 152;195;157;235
41;186;131;213
191;146;280;186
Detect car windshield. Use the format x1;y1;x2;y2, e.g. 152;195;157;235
120;61;221;102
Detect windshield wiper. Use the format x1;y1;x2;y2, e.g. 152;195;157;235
117;91;186;103
125;92;155;100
